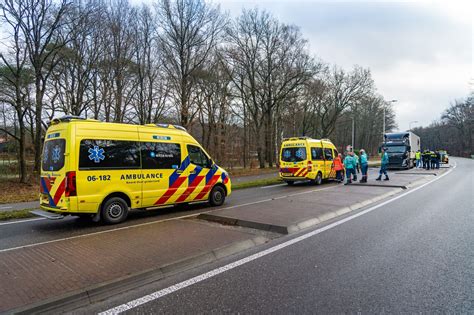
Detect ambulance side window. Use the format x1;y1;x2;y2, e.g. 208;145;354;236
324;148;333;161
187;145;211;168
311;147;324;160
141;142;181;169
79;140;140;169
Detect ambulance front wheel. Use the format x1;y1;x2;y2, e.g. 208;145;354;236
101;197;129;224
209;186;226;206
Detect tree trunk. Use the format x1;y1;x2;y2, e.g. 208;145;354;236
34;75;43;174
264;111;273;167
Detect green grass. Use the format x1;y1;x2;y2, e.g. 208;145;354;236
0;209;35;221
232;177;283;190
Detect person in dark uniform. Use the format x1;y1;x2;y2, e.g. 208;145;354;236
430;151;437;169
435;151;441;169
424;150;431;170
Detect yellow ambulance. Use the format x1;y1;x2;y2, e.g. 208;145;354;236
279;137;338;185
34;116;231;224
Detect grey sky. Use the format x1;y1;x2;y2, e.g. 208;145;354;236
213;0;473;131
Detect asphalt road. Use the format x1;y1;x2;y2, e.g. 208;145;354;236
90;157;473;313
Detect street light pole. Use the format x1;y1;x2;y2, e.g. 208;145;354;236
409;120;418;131
384;100;398;141
351;116;355;150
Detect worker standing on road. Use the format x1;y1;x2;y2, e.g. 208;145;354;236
376;147;389;181
343;151;357;185
354;152;360;177
333;153;344;183
430;150;437;169
435;150;441;169
359;149;369;183
423;150;431;170
415;150;421;168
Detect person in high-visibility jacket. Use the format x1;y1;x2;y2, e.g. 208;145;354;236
343;151;357;185
415;150;421;168
333;153;344;183
359;149;369;183
376;147;389;181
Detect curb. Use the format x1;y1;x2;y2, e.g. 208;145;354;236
199;213;289;234
9;235;269;315
350;183;407;189
199;188;402;235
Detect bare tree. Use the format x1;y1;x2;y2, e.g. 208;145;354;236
0;4;33;182
49;1;100;117
156;0;226;128
225;9;318;167
194;51;233;163
132;4;169;124
1;0;72;173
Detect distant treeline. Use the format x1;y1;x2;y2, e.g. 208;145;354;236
0;0;396;182
413;93;473;157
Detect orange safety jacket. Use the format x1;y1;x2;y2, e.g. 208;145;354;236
333;156;344;171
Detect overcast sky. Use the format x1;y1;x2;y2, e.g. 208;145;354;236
209;0;472;131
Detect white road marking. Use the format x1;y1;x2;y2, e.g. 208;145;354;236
99;162;457;315
261;183;286;189
0;217;46;226
0;185;333;253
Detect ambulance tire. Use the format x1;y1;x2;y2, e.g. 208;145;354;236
101;197;129;224
209;185;226;206
311;172;323;185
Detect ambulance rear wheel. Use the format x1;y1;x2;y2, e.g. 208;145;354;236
311;172;322;185
209;186;225;206
101;197;129;224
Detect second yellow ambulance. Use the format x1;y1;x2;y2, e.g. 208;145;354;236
279;137;338;185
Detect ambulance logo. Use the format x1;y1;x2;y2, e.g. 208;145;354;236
88;145;105;163
52;145;61;163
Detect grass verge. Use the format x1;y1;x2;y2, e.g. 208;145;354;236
232;177;283;190
0;180;39;204
0;209;35;221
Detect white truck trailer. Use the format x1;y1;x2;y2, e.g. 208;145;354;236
382;131;421;169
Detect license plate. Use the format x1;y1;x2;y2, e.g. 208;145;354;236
282;173;293;177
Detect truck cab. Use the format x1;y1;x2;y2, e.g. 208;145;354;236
382;132;420;169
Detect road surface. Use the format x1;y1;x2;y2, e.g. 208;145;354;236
86;157;473;313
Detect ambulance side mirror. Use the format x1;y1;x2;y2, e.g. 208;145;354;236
208;160;214;169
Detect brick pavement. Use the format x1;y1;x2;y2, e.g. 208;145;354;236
0;219;258;312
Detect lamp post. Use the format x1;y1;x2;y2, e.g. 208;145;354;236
351;116;355;150
409;120;418;131
383;99;397;141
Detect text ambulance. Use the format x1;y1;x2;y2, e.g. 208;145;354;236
34;116;231;224
279;137;338;185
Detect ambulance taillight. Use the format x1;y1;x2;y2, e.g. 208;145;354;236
307;161;312;172
65;171;77;197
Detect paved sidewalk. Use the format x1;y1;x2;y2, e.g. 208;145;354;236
0;219;266;313
199;167;448;234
